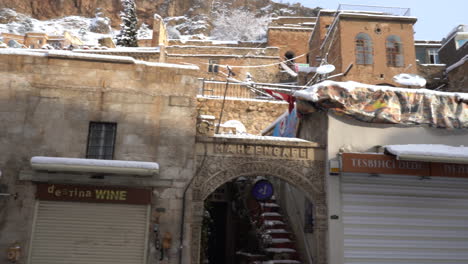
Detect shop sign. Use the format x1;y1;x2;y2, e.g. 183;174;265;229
342;153;430;175
36;183;151;204
342;153;468;178
431;163;468;178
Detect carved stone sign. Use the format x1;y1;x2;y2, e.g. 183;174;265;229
213;143;310;159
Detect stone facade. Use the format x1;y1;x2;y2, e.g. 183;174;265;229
165;45;281;83
1;31;83;49
0;51;199;264
0;50;331;264
190;135;328;264
308;10;418;86
446;60;468;92
196;97;288;135
267;17;316;64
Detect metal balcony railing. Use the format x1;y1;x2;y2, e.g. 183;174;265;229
198;79;280;101
337;4;411;17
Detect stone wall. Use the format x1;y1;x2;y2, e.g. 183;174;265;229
267;28;313;64
0;51;199;264
168;54;280;83
196;97;288;135
447;61;468;92
417;64;446;89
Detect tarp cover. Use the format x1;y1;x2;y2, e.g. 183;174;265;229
294;81;468;129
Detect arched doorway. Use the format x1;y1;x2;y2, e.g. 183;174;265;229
201;175;319;264
188;136;328;264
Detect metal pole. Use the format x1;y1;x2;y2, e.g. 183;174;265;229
215;66;234;134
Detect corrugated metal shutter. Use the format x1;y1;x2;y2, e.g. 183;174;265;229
342;173;468;264
29;201;149;264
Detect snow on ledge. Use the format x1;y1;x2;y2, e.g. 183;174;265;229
31;156;159;175
0;49;198;70
294;80;468;102
385;144;468;160
213;134;310;143
0;49;47;57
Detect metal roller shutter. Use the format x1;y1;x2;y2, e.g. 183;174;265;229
29;201;149;264
341;173;468;264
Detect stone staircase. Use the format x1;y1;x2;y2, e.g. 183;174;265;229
239;197;303;264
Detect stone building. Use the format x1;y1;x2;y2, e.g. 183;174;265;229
414;40;446;89
307;6;419;86
0;50;199;264
267;16;316;64
1;31;83;49
438;25;468;91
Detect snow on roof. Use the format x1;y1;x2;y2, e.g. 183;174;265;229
31;156;159;170
446;55;468;73
0;48;198;70
196;95;287;104
75;47;161;53
268;26;314;31
295;80;468;102
211;40;239;45
294;80;468;129
213;134;309;143
0;49;47;57
135;60;199;70
385;144;468;160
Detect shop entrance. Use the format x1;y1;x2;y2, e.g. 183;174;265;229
188;135;328;264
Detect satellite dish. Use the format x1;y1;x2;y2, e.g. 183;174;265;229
393;73;427;87
316;64;336;75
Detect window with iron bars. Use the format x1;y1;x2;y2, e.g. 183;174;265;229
386;35;404;67
355;33;373;65
86;122;117;160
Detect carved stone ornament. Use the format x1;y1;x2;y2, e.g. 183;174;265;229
189;149;329;264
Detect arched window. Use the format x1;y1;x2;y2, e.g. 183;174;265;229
386;35;404;67
285;51;295;63
355;33;373;65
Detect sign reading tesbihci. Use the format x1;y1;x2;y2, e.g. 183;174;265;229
36;183;151;205
341;153;468;178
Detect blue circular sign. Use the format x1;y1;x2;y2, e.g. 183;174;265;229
251;180;274;201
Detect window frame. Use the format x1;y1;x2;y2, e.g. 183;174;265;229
355;33;373;65
386;35;404;67
86;121;117;160
427;48;439;64
208;59;219;73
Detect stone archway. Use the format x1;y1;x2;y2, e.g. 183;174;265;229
188;136;328;264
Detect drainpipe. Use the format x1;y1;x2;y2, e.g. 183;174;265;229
178;143;208;264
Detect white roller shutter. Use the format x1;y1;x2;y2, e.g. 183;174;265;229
29;201;149;264
341;173;468;264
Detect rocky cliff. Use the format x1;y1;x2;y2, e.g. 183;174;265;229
0;0;319;27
